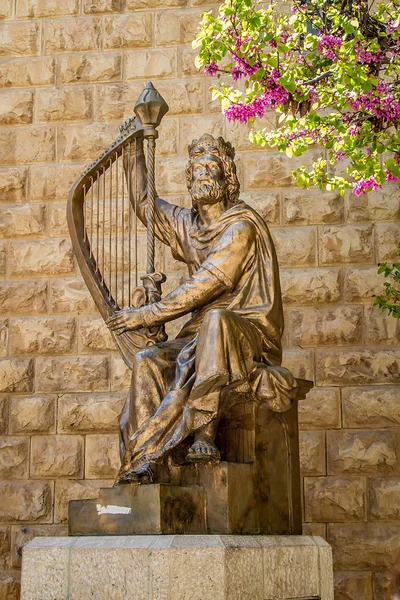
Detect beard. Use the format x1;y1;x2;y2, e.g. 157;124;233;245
190;178;226;209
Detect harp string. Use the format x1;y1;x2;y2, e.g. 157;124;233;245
109;158;112;301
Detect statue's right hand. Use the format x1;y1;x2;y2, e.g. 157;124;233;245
106;308;143;335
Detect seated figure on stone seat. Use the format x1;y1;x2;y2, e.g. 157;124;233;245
107;133;298;485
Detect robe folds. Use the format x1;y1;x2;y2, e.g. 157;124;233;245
119;199;298;470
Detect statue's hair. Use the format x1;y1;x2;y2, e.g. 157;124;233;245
185;134;240;205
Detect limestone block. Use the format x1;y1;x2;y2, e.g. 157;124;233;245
282;348;314;380
347;186;400;221
9;395;55;434
225;114;277;151
111;355;131;391
316;348;400;386
0;204;46;238
156;156;189;195
50;278;96;314
244;150;322;189
0;90;33;125
327;430;400;476
0;571;20;600
30;164;83;202
272;227;317;267
0;437;29;479
0;126;55;165
17;0;78;17
365;306;400;345
36;87;93;122
58;122;117;161
0;167;27;203
0;397;7;434
0;280;48;315
31;435;83;479
11;525;67;569
0;526;11;569
299;430;326;476
179;46;201;76
48;202;69;237
0;57;55;88
328;523;400;570
0;359;33;393
126;49;176;80
304;476;365;522
36;356;109;393
104;14;152;49
0;481;53;523
42;18;101;54
0;319;7;358
0;22;39;57
288;306;363;346
58;392;124;433
84;0;121;12
320;224;373;264
157;80;205;115
156;9;205;45
368;477;400;521
280;267;340;304
179;115;224;153
0;0;12;18
0;243;5;276
376;222;400;261
79;316;114;353
373;573;392;600
342;386;400;429
298;387;340;430
334;571;373;600
344;266;386;302
10;317;76;355
21;539;71;599
157;118;178;156
58;53;121;84
54;480;113;523
302;523;326;538
85;434;120;479
284;190;344;224
128;0;187;7
239;191;280;225
9;239;74;277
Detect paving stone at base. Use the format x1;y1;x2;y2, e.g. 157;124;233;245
21;535;334;600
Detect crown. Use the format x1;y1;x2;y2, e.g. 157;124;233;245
188;134;235;161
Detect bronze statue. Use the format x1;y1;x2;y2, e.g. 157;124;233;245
67;83;312;536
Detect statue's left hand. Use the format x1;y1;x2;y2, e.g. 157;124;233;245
106;308;143;335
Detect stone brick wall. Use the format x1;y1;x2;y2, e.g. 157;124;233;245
0;1;399;598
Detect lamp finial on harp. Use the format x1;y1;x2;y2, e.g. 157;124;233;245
134;82;169;137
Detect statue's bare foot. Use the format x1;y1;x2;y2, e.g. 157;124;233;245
116;462;154;485
186;435;220;463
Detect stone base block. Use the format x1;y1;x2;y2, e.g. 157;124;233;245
21;535;334;600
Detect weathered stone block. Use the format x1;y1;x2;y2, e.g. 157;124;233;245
128;0;186;7
368;477;400;521
54;480;113;523
17;0;78;17
58;393;123;433
179;46;201;76
365;306;400;346
104;14;152;49
9;395;55;434
344;267;385;303
36;87;93;122
126;49;176;79
10;317;76;356
342;386;400;429
302;523;327;538
85;434;120;479
79;316;115;353
0;204;46;238
0;167;27;203
0;481;53;523
376;223;400;262
31;435;83;479
316;348;400;386
50;278;96;314
155;9;205;45
0;359;33;393
0;397;7;434
304;476;365;522
288;306;363;346
272;227;317;267
280;267;341;304
36;356;109;393
327;430;400;476
48;202;69;237
320;224;373;264
9;239;74;277
0;320;7;358
298;387;340;430
84;0;121;12
0;22;39;57
328;523;400;570
0;437;29;479
58;53;121;84
0;126;55;165
0;243;5;277
334;571;372;600
42;18;101;54
0;280;48;315
30;164;83;202
373;573;392;600
299;430;326;476
156;156;189;195
179;115;224;153
244;150;322;189
111;355;131;391
0;571;20;600
0;90;33;125
58;122;117;161
0;526;11;569
226;114;277;151
0;57;55;88
282;348;314;380
0;0;12;18
239;191;280;225
347;186;400;222
284;190;344;224
156;118;178;156
11;524;67;569
157;80;205;115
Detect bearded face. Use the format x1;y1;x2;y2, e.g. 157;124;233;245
189;153;226;208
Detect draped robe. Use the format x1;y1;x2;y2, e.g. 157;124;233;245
119;197;297;471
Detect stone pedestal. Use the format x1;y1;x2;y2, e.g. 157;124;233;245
21;534;334;600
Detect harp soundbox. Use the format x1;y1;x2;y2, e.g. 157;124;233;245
67;82;169;369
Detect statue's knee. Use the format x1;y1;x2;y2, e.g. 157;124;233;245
203;308;231;327
132;347;155;373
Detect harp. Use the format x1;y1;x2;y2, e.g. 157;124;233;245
67;82;169;368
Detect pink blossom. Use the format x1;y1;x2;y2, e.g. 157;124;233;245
318;34;342;54
281;33;289;44
386;170;400;183
204;61;218;76
335;150;346;161
323;49;335;60
352;176;381;196
270;39;277;48
395;153;400;165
